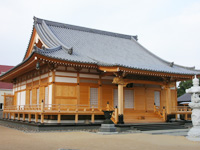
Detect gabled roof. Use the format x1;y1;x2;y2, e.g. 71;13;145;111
32;17;199;75
178;93;191;102
0;65;14;89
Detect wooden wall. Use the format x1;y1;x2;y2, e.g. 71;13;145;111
55;84;77;105
12;65;178;113
134;88;146;110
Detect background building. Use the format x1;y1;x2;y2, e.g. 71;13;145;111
0;65;14;109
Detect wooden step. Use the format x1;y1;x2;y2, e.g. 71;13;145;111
124;110;164;123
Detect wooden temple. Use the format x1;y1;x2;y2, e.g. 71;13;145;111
0;17;199;124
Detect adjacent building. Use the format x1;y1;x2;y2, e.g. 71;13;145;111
0;65;14;109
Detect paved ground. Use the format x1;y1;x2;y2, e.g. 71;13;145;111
0;125;200;150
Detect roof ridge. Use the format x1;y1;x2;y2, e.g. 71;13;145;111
34;17;138;40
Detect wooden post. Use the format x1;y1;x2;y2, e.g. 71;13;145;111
41;114;44;124
165;86;171;114
175;114;178;120
3;94;6;110
118;84;124;114
185;114;188;120
115;107;118;123
28;114;31;122
118;83;124;124
52;71;55;106
75;114;78;123
23;113;25;121
41;100;44;112
162;107;166;121
57;114;61;123
91;114;95;123
18;113;20;121
35;113;38;123
106;102;109;111
5;113;8;119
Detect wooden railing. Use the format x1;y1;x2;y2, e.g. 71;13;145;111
171;106;192;114
105;102;118;124
4;103;100;114
154;105;166;121
4;104;41;111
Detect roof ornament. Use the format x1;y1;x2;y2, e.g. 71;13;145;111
33;45;38;52
68;47;73;55
170;62;174;67
42;46;46;50
33;16;37;25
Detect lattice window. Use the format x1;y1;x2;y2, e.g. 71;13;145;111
113;89;118;108
30;90;32;105
154;91;160;106
125;90;134;108
37;89;39;105
90;88;98;108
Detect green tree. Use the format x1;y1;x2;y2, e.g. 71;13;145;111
177;79;200;97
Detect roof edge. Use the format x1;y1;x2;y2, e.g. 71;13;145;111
33;16;138;41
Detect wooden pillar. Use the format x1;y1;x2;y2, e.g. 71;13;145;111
77;72;80;105
28;114;31;122
57;114;61;123
175;114;178;120
5;113;8;119
41;114;44;124
185;114;188;120
52;71;55;106
3;94;6;110
91;114;95;123
23;113;25;121
75;114;78;123
115;107;118;123
41;100;44;112
98;76;102;110
165;86;171;114
35;113;38;123
18;113;20;121
99;85;102;111
118;84;124;124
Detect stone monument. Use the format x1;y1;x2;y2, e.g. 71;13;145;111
186;75;200;141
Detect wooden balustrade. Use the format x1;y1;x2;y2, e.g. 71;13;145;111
171;106;192;114
153;104;166;121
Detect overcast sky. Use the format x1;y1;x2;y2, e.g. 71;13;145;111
0;0;200;69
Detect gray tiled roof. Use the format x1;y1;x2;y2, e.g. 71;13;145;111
178;93;191;102
33;17;200;75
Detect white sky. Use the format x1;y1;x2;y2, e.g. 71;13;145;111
0;0;200;69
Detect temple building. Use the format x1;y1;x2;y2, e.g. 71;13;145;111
0;17;199;124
